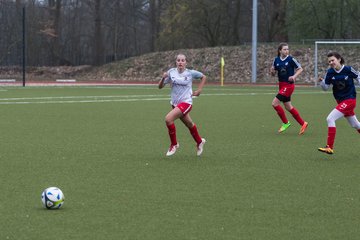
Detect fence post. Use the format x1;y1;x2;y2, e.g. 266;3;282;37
22;6;26;87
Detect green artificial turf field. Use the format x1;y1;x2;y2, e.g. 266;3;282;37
0;85;359;240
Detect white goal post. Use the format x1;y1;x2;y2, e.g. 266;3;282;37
314;41;360;86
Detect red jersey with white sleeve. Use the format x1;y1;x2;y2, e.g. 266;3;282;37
164;68;204;106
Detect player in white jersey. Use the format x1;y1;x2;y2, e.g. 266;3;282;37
158;54;206;156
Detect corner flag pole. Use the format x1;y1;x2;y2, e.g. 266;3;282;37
220;57;225;86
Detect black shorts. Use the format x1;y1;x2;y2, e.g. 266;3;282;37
276;94;291;102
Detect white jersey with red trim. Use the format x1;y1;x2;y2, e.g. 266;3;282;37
164;68;203;106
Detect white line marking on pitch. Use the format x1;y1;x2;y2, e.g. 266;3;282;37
0;91;328;105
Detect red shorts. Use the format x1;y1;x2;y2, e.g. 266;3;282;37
173;102;192;115
336;99;356;117
278;82;295;98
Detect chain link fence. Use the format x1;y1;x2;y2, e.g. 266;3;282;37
0;2;24;84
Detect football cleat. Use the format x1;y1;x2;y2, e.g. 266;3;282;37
278;121;291;133
166;143;179;156
299;121;309;135
196;138;206;156
318;145;334;155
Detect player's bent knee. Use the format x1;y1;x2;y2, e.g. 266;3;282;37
326;117;335;127
165;117;173;125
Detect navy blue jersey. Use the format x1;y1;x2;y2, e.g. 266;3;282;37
272;55;301;83
324;65;359;101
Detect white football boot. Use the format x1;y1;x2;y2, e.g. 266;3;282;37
196;138;206;156
166;143;179;156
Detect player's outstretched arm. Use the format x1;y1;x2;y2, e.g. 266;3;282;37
318;77;330;91
289;67;303;82
193;75;206;97
158;73;168;89
270;66;276;77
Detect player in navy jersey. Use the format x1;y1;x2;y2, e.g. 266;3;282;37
318;52;360;154
270;43;308;134
158;54;206;157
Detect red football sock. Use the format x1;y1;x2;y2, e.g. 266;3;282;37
273;105;288;123
357;129;360;134
327;127;336;149
189;124;202;144
289;107;305;126
166;123;177;146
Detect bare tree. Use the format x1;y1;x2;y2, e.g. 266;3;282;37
229;0;242;45
2;0;360;68
148;0;163;51
44;0;66;65
260;0;288;42
93;0;103;65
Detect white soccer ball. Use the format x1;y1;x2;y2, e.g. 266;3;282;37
41;187;65;209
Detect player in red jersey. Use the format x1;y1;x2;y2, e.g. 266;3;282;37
270;42;308;134
318;52;360;154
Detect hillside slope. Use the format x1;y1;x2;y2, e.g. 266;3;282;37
3;44;359;83
78;45;315;84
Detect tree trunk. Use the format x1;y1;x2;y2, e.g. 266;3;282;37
94;0;103;66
